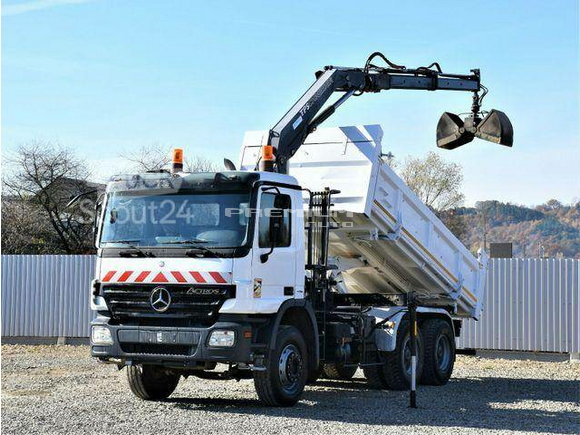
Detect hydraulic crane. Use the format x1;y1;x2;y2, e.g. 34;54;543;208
90;51;514;408
260;52;513;174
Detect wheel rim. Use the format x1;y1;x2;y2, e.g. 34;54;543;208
278;344;303;394
435;334;452;372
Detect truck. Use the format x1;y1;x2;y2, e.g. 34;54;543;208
87;52;513;406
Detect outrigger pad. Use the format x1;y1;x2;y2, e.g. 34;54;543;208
475;109;514;147
436;112;474;150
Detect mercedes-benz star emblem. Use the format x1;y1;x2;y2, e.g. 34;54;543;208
149;287;171;313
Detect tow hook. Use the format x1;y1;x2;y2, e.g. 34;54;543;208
250;355;266;371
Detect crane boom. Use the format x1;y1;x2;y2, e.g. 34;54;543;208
265;53;512;174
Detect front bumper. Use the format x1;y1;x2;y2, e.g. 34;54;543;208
91;316;254;367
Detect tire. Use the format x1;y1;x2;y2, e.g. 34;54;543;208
364;320;423;390
306;364;324;384
420;318;455;386
363;352;388;389
126;365;180;400
323;363;357;380
254;326;308;406
382;320;423;390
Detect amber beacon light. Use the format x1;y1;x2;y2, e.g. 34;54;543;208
260;145;275;172
172;148;184;173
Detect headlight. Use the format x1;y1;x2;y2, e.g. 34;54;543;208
91;326;113;346
208;330;236;347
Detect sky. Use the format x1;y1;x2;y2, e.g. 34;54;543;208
2;0;579;206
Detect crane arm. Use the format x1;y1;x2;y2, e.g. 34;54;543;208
265;53;511;174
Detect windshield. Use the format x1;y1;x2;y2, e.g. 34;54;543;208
100;191;251;248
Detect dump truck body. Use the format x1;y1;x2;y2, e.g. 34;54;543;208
240;125;487;319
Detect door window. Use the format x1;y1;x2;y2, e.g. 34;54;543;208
258;192;291;248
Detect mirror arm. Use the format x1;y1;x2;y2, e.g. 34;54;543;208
66;189;99;208
260;224;279;263
93;193;104;245
260;244;275;263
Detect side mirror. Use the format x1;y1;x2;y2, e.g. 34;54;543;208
260;218;281;263
274;195;291;209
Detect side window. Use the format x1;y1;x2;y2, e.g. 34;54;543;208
258;192;291;248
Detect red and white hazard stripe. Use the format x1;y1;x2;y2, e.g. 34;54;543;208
101;270;232;284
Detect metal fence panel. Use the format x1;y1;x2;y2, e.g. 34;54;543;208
1;255;95;337
457;258;580;353
1;256;579;353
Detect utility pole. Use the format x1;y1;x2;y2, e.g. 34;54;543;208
481;212;488;252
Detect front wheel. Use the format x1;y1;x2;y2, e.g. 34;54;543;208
126;365;180;400
306;364;324;384
254;326;308;406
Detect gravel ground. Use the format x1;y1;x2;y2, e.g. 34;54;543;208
1;345;579;435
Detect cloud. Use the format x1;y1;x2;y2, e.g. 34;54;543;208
2;0;95;17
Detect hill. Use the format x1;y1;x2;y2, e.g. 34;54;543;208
439;200;580;259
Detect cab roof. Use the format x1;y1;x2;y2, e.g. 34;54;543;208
106;170;299;193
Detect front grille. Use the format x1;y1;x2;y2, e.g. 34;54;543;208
102;284;235;324
120;343;193;356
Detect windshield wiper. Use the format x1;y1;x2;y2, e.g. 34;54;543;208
119;248;152;258
102;239;141;245
185;245;221;258
163;239;212;245
158;239;220;257
101;240;153;257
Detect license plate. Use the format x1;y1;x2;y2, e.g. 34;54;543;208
118;329;200;345
141;330;178;344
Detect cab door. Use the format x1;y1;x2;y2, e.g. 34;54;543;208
251;187;298;302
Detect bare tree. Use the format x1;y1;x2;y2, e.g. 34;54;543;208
119;142;171;172
399;152;465;211
2;140;96;254
1;197;56;254
185;155;219;172
119;143;220;173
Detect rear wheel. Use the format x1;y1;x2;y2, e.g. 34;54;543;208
364;320;423;390
126;365;180;400
420;319;455;385
382;320;423;390
323;363;358;380
254;326;308;406
363;352;388;389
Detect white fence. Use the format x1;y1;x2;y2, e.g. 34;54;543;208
457;258;579;353
1;255;579;353
1;255;95;337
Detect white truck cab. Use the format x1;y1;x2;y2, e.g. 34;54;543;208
93;170;306;316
